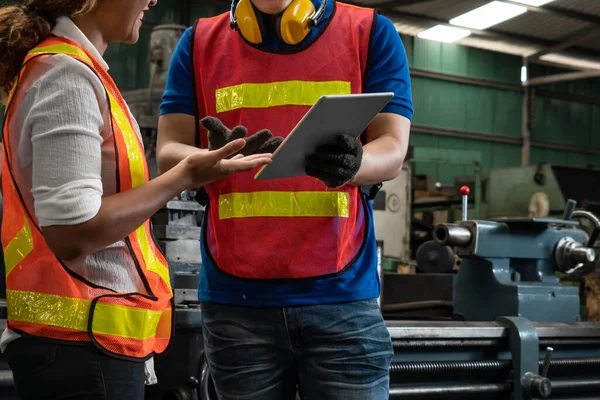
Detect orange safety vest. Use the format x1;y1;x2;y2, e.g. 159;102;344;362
1;37;173;360
192;2;375;280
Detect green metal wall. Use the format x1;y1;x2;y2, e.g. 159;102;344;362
103;1;228;90
403;34;600;184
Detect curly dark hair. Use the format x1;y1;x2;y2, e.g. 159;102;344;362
0;0;97;95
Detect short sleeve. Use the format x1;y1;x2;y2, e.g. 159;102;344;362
365;14;414;121
23;56;105;227
160;27;196;116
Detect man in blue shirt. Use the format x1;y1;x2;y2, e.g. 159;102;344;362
157;0;412;398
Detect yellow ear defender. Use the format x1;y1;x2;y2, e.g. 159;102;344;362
230;0;327;45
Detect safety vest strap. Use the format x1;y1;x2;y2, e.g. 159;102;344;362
215;80;351;113
7;289;172;357
17;38;172;290
218;191;350;219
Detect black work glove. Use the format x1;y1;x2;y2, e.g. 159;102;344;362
200;116;283;157
305;133;363;188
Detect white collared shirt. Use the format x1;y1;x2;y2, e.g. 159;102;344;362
0;16;157;385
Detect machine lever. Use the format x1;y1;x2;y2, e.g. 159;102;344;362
460;186;470;221
541;347;553;378
562;199;577;221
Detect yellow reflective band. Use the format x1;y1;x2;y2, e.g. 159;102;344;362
106;91;171;288
7;290;163;341
28;44;93;65
219;191;350;219
4;217;34;277
106;91;145;189
215;81;351;113
135;224;171;288
93;301;162;341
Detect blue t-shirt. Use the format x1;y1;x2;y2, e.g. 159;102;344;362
160;0;413;307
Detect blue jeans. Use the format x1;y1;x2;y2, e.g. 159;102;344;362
201;299;393;400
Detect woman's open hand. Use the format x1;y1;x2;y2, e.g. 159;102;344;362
181;139;272;187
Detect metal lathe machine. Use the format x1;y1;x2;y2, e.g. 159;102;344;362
383;190;600;400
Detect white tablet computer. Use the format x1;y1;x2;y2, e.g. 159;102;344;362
254;92;394;181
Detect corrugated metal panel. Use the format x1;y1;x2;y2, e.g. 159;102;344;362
407;31;600;185
393;0;488;19
593;107;600;148
532;96;595;147
412;37;521;83
531;148;599;169
495;12;584;42
411;77;522;137
410;133;521;184
551;0;600;17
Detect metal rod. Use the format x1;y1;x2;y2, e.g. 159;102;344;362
410;67;600;107
382;301;453;312
389;383;512;398
0;371;13;387
389;358;600;379
411;124;600;156
522;84;531;167
529;139;600;156
525;70;600;86
411;124;521;145
434;224;472;247
410;69;523;92
392;339;501;348
390;360;510;376
525;27;600;62
552;379;600;393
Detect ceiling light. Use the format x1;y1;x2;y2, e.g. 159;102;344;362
450;1;527;30
510;0;555;6
417;25;471;43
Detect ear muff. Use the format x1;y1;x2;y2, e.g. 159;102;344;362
234;0;263;44
279;0;316;45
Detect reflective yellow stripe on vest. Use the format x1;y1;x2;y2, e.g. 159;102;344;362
105;91;171;288
215;80;351;113
28;44;93;65
4;217;34;277
7;289;164;341
219;191;350;219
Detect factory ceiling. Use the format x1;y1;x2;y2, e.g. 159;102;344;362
347;0;600;74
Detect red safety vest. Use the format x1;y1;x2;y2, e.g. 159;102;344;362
193;2;375;280
1;37;173;360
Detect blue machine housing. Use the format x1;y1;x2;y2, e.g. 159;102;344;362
451;219;585;323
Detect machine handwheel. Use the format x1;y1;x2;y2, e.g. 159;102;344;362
562;210;600;279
